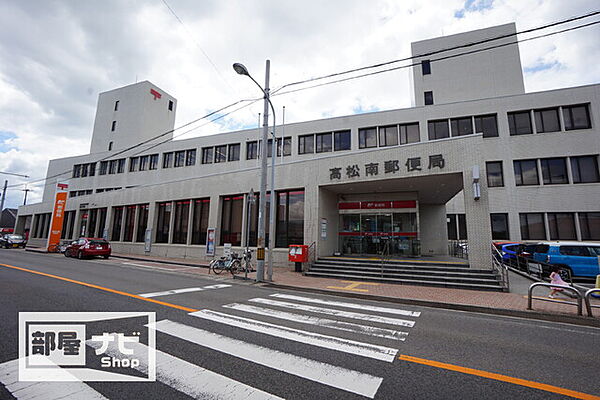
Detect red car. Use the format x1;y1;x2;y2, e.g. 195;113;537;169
65;237;111;259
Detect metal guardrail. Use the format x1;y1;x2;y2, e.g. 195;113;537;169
448;240;468;259
527;282;583;316
584;288;600;317
491;245;510;291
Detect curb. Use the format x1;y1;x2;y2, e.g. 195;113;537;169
263;282;600;328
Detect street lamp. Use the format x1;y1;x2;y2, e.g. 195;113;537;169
233;61;277;282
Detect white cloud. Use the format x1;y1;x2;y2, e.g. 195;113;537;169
0;0;598;210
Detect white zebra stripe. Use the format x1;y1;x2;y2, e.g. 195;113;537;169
249;298;416;327
270;293;421;317
87;334;282;400
190;309;398;362
222;303;408;340
152;319;383;398
0;358;108;400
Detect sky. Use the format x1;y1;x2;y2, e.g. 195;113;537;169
0;0;598;210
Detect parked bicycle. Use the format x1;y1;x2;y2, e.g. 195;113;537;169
210;252;240;275
231;249;254;275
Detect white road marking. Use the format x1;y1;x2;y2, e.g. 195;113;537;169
152;319;383;398
223;303;408;340
271;293;421;317
138;284;232;298
249;298;416;327
0;359;107;400
190;309;399;362
87;338;281;400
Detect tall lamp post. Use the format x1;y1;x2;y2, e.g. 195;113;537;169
233;61;276;282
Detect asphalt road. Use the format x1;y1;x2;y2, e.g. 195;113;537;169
0;249;599;400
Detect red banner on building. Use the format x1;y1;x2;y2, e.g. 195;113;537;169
47;184;68;251
338;200;417;210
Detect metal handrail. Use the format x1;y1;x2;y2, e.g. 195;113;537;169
380;240;391;277
584;288;600;317
491;245;510;291
527;282;583;316
307;241;316;265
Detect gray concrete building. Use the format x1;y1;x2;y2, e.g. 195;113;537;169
15;23;600;269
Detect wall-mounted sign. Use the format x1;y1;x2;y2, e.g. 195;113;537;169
150;88;162;100
338;200;417;210
206;228;216;256
329;154;446;181
320;218;327;239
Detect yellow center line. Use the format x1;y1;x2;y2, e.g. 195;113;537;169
0;262;199;313
399;354;600;400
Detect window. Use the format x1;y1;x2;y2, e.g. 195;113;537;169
548;213;576;240
73;165;81;178
428;120;449;140
156;202;171;243
111;206;123;241
123;206;136;242
163;152;173;168
248;193;271;247
97;208;107;239
298;134;315;154
228;143;240;161
246;141;258;160
458;214;467;239
149;154;159;170
108;160;117;174
486;161;504;187
315;133;332;153
579;212;600;240
114;100;119;111
139;155;149;171
111;121;116;131
173;200;190;244
424;91;433;105
571;155;600;183
508;111;532;135
275;190;305;247
491;213;509;240
559;246;590;257
129;157;139;172
563;104;591;130
447;214;458;240
201;147;213;164
266;138;275;158
334;130;351;151
136;204;149;242
421;60;431;75
191;198;210;244
278;137;292;156
475;114;498;138
220;195;243;246
520;213;546;240
174;150;185;167
450;117;473;137
99;161;108;175
379;125;398;147
400;123;420;144
513;159;539;186
185;149;196;166
214;145;227;163
358;128;377;148
168;100;174;111
89;162;96;176
80;164;89;177
108;141;113;151
540;158;568;184
117;159;126;174
534;108;560;133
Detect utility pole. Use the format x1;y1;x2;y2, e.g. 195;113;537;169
0;171;30;211
22;187;31;205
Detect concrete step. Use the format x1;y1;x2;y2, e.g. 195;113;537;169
311;261;491;275
303;271;504;292
308;266;497;280
318;256;469;268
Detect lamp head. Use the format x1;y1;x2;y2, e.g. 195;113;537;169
233;63;249;76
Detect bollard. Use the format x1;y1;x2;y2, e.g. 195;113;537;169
593;274;600;299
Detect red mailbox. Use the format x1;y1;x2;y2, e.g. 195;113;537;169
289;245;309;263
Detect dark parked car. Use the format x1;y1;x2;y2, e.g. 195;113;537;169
0;234;27;248
65;237;111;259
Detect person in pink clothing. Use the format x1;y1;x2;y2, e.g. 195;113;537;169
548;266;568;298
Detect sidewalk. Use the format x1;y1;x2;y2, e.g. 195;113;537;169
26;248;600;326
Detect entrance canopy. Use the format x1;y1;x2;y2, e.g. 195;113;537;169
320;172;463;204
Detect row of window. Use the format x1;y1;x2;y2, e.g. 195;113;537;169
486;155;600;188
72;162;97;178
298;131;351;154
428;114;499;140
517;212;599;241
357;124;420;149
508;104;591;135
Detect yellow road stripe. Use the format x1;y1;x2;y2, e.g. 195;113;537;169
399;354;600;400
0;263;199;313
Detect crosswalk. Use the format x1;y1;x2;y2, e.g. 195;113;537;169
1;293;421;399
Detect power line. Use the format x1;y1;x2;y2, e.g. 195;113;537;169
272;10;600;94
272;18;600;97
